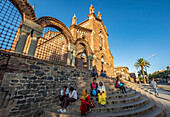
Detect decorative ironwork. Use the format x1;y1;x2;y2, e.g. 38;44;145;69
35;27;68;64
0;0;21;51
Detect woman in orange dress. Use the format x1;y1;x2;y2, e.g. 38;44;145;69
80;89;91;116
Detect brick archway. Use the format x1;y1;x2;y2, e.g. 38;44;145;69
9;0;36;21
36;17;73;44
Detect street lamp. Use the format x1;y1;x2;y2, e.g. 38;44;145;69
144;54;156;83
145;54;156;61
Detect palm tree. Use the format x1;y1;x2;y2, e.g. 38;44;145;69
138;70;147;77
134;58;150;84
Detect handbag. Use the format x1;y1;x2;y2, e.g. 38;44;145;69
119;83;124;86
92;90;97;96
90;100;95;108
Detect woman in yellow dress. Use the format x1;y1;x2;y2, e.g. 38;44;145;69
98;81;106;106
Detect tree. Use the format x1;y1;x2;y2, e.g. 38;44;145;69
134;58;150;84
138;70;147;77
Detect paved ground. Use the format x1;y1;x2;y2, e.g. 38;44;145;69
140;84;170;117
158;83;170;92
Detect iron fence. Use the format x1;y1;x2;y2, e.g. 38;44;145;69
34;27;68;64
0;0;21;51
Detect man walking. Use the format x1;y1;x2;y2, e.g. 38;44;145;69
151;78;159;96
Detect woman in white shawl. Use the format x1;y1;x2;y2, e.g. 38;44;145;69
98;81;106;106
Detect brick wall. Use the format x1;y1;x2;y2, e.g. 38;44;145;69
0;50;90;117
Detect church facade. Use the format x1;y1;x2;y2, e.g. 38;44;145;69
11;5;115;77
69;5;114;77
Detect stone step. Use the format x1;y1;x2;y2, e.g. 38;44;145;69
67;88;131;101
77;84;115;89
107;88;131;95
136;101;166;117
107;92;141;105
65;90;139;106
44;99;155;117
68;97;148;112
52;97;148;113
76;88;131;96
107;90;136;99
76;87;116;92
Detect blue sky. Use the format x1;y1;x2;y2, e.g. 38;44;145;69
28;0;170;74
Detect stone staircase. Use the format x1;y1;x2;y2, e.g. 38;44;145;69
41;77;166;117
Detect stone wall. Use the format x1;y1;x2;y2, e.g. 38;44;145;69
0;50;90;117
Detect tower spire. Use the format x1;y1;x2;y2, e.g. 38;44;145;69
32;4;35;11
89;4;95;14
97;11;102;19
72;13;77;25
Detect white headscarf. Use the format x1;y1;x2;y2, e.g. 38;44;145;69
98;81;106;92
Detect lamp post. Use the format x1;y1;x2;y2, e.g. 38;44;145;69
144;54;156;83
145;54;156;61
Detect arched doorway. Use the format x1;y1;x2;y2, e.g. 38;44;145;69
74;38;93;70
76;44;88;68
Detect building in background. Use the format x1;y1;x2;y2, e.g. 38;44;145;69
129;72;137;82
114;66;130;80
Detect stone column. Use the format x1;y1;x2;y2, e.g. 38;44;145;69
90;59;93;70
88;59;91;70
27;30;43;57
71;50;77;66
14;25;32;54
15;19;43;55
88;54;93;70
67;50;72;65
67;43;77;66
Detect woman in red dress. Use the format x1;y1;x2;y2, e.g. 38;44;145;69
80;89;91;116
